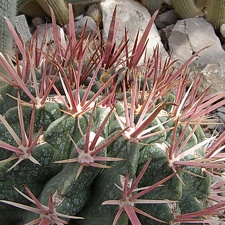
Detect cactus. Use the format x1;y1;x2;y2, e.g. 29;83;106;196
139;0;173;15
0;0;17;55
172;0;203;18
17;0;101;26
172;0;225;29
7;0;225;33
0;3;225;225
0;0;17;76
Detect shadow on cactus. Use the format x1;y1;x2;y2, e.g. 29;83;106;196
0;94;42;171
0;186;83;225
54;104;126;179
0;2;225;225
102;158;176;225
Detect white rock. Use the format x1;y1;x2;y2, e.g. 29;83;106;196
168;17;225;93
100;0;168;65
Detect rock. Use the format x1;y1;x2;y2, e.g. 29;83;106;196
220;24;225;38
160;24;175;51
155;10;179;29
100;0;168;65
217;106;225;114
74;16;97;38
216;112;225;123
199;62;225;94
168;17;225;93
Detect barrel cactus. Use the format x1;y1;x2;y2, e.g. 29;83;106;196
0;3;225;225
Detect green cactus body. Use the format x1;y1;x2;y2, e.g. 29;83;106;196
140;116;167;145
172;0;203;18
4;105;32;125
0;163;44;207
138;143;182;201
0;204;23;225
22;143;60;179
138;203;175;225
137;143;180;224
177;167;211;225
0;84;20;115
205;0;225;29
38;161;102;217
179;167;211;214
43;114;87;153
36;133;106;217
3;101;64;135
75;137;130;225
166;123;198;152
0;84;38;115
123;140;140;178
0;123;18;160
0;140;68;204
33;101;64;130
194;125;206;143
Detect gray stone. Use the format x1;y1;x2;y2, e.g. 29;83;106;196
199;62;225;94
160;24;175;51
74;16;97;38
100;0;168;65
168;17;225;93
155;10;179;29
220;24;225;39
216;112;225;123
217;106;225;114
